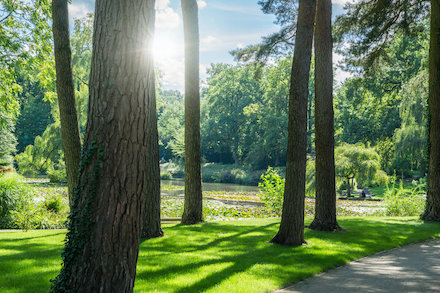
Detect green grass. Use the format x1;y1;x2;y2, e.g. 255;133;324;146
1;217;440;293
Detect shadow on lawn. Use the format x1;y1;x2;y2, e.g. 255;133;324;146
0;232;64;293
136;218;440;293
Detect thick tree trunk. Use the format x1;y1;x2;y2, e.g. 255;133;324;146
52;0;81;205
141;58;163;239
346;176;351;197
50;0;156;292
423;0;440;221
270;0;316;246
181;0;203;225
309;0;341;232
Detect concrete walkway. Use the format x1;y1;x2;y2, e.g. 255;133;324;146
275;239;440;293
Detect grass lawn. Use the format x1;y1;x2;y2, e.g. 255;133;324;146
1;217;440;293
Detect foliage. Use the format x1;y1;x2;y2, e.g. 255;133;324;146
0;119;17;167
335;143;382;188
15;122;63;176
46;161;67;183
14;74;53;153
160;172;172;180
258;167;284;215
382;179;426;217
202;63;263;164
0;172;33;228
0;0;53;126
2;218;440;293
392;70;428;175
334;0;428;71
157;90;184;160
0;172;68;229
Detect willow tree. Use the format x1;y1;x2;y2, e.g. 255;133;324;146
181;0;203;225
334;0;439;221
50;0;156;291
52;0;81;203
270;0;316;246
309;0;341;231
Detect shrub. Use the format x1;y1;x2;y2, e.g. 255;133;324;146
371;170;389;187
47;162;67;183
0;173;34;228
42;193;67;214
382;180;426;216
258;168;284;215
160;172;173;180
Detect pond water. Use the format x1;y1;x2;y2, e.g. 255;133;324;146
160;179;259;193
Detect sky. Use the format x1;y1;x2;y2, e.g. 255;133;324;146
68;0;354;91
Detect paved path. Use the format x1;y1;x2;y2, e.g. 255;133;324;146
275;239;440;293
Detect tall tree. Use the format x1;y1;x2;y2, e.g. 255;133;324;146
309;0;340;231
141;65;163;238
270;0;316;246
51;0;81;203
50;0;156;291
181;0;203;225
423;0;440;221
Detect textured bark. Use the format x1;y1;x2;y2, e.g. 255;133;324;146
270;0;316;246
423;0;440;221
309;0;341;232
50;0;156;292
141;55;163;239
52;0;81;204
181;0;203;225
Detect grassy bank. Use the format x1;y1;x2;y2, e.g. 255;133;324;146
1;217;439;293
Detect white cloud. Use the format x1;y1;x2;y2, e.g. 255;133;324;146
155;0;181;28
333;52;353;84
201;35;217;44
197;0;207;9
156;58;185;91
68;3;90;21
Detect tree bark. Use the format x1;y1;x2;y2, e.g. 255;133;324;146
423;0;440;221
309;0;341;232
181;0;203;225
50;0;156;292
270;0;316;246
52;0;81;205
141;51;163;239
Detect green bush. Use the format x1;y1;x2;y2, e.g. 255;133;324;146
160;172;173;180
258;167;284;215
42;193;67;214
0;172;34;228
370;170;389;187
382;180;426;216
0;172;68;229
47;162;67;183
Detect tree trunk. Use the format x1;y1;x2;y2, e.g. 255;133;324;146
423;0;440;221
270;0;316;246
309;0;341;232
346;176;351;197
50;0;156;292
141;55;163;239
181;0;203;225
51;0;81;205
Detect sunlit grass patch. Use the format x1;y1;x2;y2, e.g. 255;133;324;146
1;217;439;293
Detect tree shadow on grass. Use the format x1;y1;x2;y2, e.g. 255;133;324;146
0;233;64;293
135;218;440;293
